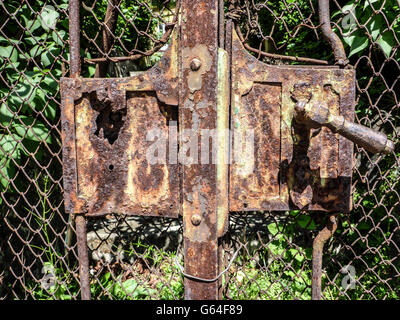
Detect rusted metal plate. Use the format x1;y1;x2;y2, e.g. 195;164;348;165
60;30;180;217
229;29;355;212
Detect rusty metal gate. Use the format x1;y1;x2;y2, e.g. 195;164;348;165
0;0;399;300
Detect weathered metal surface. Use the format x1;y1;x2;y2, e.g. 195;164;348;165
229;29;356;212
75;214;91;300
294;100;395;154
312;214;338;300
60;30;180;217
180;0;221;300
69;0;81;78
216;48;229;237
95;0;119;77
318;0;348;67
68;1;91;302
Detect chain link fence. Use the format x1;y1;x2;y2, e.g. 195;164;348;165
0;0;399;300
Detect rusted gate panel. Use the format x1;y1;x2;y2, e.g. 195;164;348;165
229;29;356;213
60;31;180;217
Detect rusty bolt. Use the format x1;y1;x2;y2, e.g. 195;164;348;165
190;58;201;71
191;214;202;226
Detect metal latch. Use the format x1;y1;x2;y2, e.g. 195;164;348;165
293;98;394;154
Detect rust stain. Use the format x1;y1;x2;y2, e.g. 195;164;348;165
60;29;180;218
229;28;356;212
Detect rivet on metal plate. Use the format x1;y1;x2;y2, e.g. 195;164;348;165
191;214;202;226
190;58;202;71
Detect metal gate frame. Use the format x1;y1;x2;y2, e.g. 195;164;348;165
63;0;394;300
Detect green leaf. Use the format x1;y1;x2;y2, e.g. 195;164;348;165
364;0;381;10
43;75;58;90
12;116;52;143
41;47;61;67
122;279;138;294
296;214;316;230
341;2;356;14
377;31;395;57
0;103;14;126
52;30;67;46
24;37;41;46
348;34;369;57
39;6;60;32
0;160;17;190
0;46;18;63
88;65;96;78
30;44;44;58
25;19;42;34
43;103;57;121
0;134;20;161
367;15;384;41
289;248;305;263
267;222;279;235
8;82;36;111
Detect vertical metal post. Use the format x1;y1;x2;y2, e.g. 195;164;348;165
180;0;221;300
312;214;338;300
318;0;347;67
75;214;91;300
68;0;91;300
69;0;81;78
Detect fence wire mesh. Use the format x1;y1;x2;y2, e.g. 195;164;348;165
0;0;399;300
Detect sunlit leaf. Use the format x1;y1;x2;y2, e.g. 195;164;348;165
12;116;52;143
39;6;59;31
377;31;395;57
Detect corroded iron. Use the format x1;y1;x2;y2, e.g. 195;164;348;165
312;214;338;300
229;28;356;212
293;100;395;154
61;30;180;218
180;0;222;300
318;0;348;67
61;0;395;302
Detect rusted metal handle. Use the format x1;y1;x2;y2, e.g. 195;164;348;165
295;101;395;154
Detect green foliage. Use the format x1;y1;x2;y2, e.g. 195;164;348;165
336;0;400;58
0;0;69;195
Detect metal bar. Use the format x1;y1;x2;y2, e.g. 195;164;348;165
75;214;91;300
95;0;119;77
318;0;348;67
293;101;395;154
219;0;225;48
69;0;81;77
312;214;338;300
180;0;221;300
234;24;329;65
68;0;89;300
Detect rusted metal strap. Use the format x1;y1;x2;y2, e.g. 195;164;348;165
180;0;222;300
312;214;338;300
75;214;91;300
234;24;329;65
69;0;81;77
175;244;243;283
318;0;348;67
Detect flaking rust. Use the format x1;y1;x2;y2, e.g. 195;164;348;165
60;29;180;218
229;28;355;212
180;0;221;300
